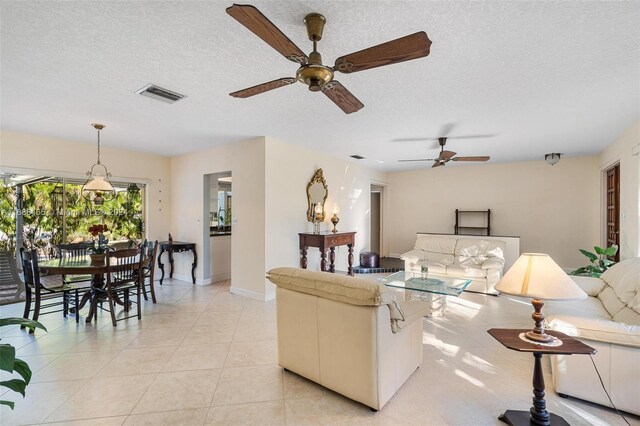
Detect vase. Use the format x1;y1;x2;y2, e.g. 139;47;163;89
90;253;105;265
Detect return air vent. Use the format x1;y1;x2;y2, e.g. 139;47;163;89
136;84;186;104
350;155;365;160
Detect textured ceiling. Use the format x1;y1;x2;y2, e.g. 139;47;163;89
1;1;638;171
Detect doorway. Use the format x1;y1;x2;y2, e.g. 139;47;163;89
605;163;620;262
203;171;232;284
370;184;383;254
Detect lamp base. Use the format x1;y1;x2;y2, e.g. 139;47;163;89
526;299;563;346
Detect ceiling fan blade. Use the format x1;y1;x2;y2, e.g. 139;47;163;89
229;77;296;98
334;31;432;74
226;4;308;64
398;158;436;162
432;161;444;168
321;81;364;114
440;150;456;159
452;156;491;162
446;134;496;140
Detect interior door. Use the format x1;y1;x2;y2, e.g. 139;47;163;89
606;164;620;262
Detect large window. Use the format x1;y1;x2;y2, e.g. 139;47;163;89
0;175;144;255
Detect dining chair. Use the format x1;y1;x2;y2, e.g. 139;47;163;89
140;240;158;303
55;242;94;287
93;247;144;326
20;248;81;330
0;250;26;305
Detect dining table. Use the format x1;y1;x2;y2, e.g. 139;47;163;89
38;256;126;323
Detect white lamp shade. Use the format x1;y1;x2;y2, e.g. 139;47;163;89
495;253;586;301
84;176;115;192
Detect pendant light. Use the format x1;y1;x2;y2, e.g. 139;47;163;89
82;123;115;205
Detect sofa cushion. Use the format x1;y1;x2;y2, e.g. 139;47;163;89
414;235;456;255
454;239;506;258
612;307;640;326
415;260;447;275
455;255;488;268
571;276;606;297
601;258;640;311
425;252;455;265
446;264;487;278
482;257;505;270
598;287;627;318
546;296;612;321
547;315;640;348
400;249;426;263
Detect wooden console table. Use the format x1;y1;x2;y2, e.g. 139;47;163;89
299;232;356;276
157;241;197;284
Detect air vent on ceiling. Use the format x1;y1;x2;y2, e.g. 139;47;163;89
350;155;365;160
136;84;186;104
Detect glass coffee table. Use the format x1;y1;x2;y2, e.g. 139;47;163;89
379;271;472;317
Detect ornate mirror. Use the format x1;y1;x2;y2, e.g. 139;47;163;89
306;169;328;222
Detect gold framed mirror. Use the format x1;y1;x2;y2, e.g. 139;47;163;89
306;169;328;222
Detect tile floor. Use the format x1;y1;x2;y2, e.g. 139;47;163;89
0;277;637;425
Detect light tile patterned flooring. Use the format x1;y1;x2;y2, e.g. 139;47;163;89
0;277;636;425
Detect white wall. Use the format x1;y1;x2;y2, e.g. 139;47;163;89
170;138;266;298
386;156;601;268
264;137;386;299
0;130;171;242
600;120;640;259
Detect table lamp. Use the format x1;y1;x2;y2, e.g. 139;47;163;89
495;253;586;345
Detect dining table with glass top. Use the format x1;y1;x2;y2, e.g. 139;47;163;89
38;256;121;323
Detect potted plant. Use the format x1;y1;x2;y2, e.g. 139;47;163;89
0;318;46;408
570;244;618;278
88;224;109;264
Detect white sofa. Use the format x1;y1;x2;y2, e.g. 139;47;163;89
266;267;428;411
546;258;640;415
401;234;506;294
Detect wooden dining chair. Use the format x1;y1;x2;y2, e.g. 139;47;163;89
93;247;144;327
55;242;94;287
20;248;81;330
140;240;158;303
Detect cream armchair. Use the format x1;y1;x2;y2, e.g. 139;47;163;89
267;267;428;411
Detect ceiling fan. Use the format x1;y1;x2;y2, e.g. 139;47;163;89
398;137;490;168
226;4;432;114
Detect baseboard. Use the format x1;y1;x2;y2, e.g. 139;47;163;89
389;253;403;258
212;272;231;283
230;286;265;301
172;273;211;286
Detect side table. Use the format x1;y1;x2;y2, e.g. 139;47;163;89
299;232;356;276
487;328;596;426
157;241;197;284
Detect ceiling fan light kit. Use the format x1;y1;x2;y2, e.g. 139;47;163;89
226;4;432;114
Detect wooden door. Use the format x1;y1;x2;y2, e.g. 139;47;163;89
606;164;620;262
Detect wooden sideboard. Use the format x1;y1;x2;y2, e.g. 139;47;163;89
299;232;356;276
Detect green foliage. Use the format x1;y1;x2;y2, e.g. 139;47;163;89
570;245;619;278
0;318;46;409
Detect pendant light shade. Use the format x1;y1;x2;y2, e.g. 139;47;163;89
82;123;115;205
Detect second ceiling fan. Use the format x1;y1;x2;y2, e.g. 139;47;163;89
226;4;432;114
398;137;490;168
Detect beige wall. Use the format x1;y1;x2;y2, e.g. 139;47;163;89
386;156;601;268
170;137;266;298
264;138;386;299
600;120;640;259
0;130;171;242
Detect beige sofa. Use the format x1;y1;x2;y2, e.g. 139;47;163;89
267;267;428;411
546;258;640;415
401;235;506;294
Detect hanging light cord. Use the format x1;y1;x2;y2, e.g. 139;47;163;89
96;128;102;165
588;354;630;425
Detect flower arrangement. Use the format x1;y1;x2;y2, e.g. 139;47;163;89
88;224;109;254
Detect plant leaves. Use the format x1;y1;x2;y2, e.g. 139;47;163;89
579;249;597;262
604;245;618;256
569;267;590;276
0;344;16;373
0;399;15;409
594;246;605;255
12;359;32;385
602;259;616;267
0;318;47;332
0;379;27;397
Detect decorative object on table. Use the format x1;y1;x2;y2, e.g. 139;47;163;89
569;244;618;278
0;317;46;409
226;4;431;114
313;203;323;234
82;124;115;206
168;233;173;242
544;153;561;166
420;265;429;278
495;253;586;345
306;169;328;223
88;224;109;264
330;204;340;233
